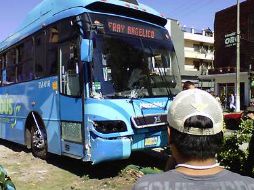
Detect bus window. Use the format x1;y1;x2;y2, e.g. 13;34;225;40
35;32;46;78
47;26;59;76
58;18;78;43
16;45;23;82
59;41;80;96
5;49;16;84
48;27;59;43
17;39;34;82
1;54;6;84
0;56;2;85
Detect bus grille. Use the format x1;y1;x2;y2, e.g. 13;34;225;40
131;114;168;129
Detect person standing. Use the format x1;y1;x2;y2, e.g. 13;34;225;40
182;81;195;90
229;93;236;112
133;89;254;190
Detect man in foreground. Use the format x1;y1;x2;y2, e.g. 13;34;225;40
133;89;254;190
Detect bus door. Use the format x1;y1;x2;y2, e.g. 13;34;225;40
58;41;84;158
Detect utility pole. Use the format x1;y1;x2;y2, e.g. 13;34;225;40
236;0;240;112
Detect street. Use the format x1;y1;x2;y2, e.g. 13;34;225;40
0;140;167;190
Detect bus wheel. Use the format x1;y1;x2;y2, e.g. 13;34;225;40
31;125;47;159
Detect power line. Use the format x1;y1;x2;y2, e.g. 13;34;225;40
169;0;199;16
180;0;215;19
168;0;197;15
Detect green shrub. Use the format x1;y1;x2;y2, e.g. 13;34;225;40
218;119;254;176
119;164;162;181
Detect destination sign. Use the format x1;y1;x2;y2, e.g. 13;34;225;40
108;21;155;39
88;14;169;40
107;20;159;39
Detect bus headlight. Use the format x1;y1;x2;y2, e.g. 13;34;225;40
93;120;127;134
61;122;82;143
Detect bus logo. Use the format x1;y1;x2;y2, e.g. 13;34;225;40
0;95;21;128
140;102;165;109
154;115;161;124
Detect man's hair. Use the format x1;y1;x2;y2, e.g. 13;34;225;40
183;81;195;90
170;115;223;160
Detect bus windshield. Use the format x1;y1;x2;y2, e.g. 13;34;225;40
88;14;180;99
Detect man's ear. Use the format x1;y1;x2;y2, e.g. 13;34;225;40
167;127;172;145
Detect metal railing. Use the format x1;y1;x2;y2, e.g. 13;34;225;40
181;26;214;37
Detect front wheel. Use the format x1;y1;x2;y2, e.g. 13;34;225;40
31;125;47;159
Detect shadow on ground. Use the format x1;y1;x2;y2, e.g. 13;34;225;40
0;139;168;179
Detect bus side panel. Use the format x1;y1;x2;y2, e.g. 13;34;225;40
58;95;83;157
45;120;62;155
0;84;29;144
59;95;82;121
30;78;61;155
1;119;26;145
0;77;62;155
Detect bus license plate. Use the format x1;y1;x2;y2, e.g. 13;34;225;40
145;137;158;146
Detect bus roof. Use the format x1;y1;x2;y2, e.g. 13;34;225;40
0;0;166;51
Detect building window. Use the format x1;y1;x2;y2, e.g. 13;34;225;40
193;61;200;71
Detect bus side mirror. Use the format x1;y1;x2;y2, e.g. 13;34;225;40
81;39;93;62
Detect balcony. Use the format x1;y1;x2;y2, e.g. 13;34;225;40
208;67;248;74
182;27;214;37
184;65;199;72
184;47;214;60
182;27;214;44
184;64;211;76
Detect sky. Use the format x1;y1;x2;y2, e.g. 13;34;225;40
0;0;245;41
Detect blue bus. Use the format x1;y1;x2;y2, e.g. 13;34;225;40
0;0;181;164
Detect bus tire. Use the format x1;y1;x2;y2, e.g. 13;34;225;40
31;124;47;159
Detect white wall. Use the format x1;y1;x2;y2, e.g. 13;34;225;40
184;32;214;44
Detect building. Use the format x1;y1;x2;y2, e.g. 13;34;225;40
166;19;215;90
208;0;254;108
182;26;214;90
165;19;185;77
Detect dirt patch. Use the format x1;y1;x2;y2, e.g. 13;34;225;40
0;140;167;190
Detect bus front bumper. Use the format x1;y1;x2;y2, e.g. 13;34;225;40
90;137;131;164
89;130;168;164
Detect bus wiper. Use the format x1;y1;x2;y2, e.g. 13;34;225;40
147;46;173;110
91;91;103;99
106;89;144;99
157;67;173;110
104;93;130;99
129;87;145;99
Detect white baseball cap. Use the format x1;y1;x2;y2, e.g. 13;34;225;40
167;89;224;135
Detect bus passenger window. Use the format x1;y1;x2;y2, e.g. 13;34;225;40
60;42;80;96
47;27;59;76
0;57;2;85
1;55;6;84
5;49;16;84
17;39;34;82
48;27;59;43
58;19;78;42
102;53;112;81
35;32;46;78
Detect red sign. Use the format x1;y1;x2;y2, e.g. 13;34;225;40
108;21;155;39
